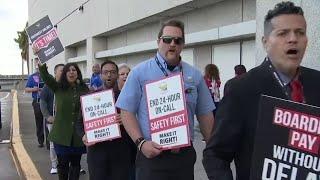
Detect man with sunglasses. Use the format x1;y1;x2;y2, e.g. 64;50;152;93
116;19;215;180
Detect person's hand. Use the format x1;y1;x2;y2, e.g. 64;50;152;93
82;134;96;146
33;87;41;92
114;114;122;125
35;59;45;68
32;43;40;55
140;141;162;158
47;116;55;123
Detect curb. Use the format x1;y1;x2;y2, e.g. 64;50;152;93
10;90;42;180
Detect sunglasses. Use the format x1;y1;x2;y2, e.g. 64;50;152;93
160;36;184;45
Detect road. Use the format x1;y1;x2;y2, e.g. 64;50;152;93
0;91;20;180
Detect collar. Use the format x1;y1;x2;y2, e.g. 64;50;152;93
267;57;297;86
92;73;100;77
276;70;291;86
156;52;181;71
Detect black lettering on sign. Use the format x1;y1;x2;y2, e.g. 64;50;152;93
159;131;178;145
150;99;159;108
94;128;111;139
90;111;96;117
85;106;93;112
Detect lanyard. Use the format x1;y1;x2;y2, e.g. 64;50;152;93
266;58;291;99
154;56;183;77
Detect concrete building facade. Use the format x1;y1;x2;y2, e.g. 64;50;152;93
28;0;319;94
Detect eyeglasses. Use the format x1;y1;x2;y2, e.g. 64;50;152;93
102;70;117;75
160;36;184;45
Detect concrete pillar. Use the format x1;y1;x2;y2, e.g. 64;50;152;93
86;37;107;77
256;0;320;71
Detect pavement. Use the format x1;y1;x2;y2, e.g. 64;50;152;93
1;90;236;180
16;91;88;180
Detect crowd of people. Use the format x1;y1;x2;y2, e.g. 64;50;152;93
24;2;320;180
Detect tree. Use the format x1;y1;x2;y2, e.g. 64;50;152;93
14;22;29;74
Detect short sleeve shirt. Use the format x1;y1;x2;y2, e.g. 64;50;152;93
116;52;215;140
90;74;102;89
26;72;43;100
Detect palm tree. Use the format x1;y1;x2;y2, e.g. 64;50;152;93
14;22;29;74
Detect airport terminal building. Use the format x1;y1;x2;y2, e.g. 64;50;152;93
28;0;320;93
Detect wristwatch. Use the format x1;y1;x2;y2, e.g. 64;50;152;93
135;137;145;147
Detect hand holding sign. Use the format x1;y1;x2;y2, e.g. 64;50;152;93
35;58;44;67
32;43;40;55
82;134;96;146
141;141;162;158
26;15;64;63
115;113;122;125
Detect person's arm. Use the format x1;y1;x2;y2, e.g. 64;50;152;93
120;110;143;143
121;109;162;158
195;77;215;142
40;99;54;123
25;75;40;93
197;112;214;142
39;86;54;123
25;87;40;93
116;67;162;158
40;99;50;119
202;84;243;180
38;63;58;92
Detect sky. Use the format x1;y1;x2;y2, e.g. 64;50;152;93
0;0;28;75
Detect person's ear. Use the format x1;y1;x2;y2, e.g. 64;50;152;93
262;36;267;50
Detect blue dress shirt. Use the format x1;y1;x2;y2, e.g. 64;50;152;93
116;52;215;140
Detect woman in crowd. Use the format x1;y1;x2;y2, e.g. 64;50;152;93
39;62;88;180
117;63;131;90
204;64;221;116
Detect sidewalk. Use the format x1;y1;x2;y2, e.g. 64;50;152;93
16;91;88;180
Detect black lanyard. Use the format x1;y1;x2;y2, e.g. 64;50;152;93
266;58;291;99
155;56;183;77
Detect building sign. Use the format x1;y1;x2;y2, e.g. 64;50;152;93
26;15;64;63
250;95;320;180
145;73;190;149
80;90;121;143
